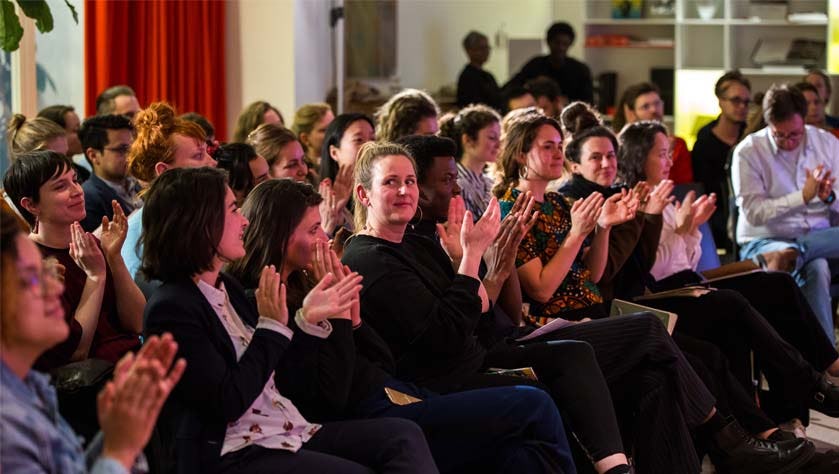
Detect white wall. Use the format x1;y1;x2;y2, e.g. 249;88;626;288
226;0;296;139
393;0;585;93
294;0;334;106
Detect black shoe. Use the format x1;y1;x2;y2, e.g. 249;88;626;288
766;429;798;443
708;417;815;474
810;374;839;417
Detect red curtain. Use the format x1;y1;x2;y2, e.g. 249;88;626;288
84;0;227;140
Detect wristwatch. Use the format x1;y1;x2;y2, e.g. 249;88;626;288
824;191;836;205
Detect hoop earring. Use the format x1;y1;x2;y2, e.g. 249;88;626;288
518;165;528;180
409;206;424;229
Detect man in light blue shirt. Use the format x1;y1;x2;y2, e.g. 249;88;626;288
732;84;839;344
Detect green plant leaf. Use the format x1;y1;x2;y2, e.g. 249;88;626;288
0;0;24;52
63;0;76;24
16;0;53;33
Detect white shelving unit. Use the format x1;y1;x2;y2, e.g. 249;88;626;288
583;0;835;139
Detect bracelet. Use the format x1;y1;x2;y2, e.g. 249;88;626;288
823;191;836;205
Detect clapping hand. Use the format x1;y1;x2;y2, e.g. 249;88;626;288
436;195;466;264
569;192;603;238
255;265;288;325
318;180;345;234
639;180;675;215
461;197;502;261
69;221;106;282
598;189;638;229
674;191;716;235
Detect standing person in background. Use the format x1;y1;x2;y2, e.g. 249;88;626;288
613;82;693;184
505;22;593;104
292;103;335;173
692;71;751;250
456;31;503;111
232;101;285;143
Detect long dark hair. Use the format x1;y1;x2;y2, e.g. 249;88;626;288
214;142;259;201
319;113;374;181
141;167;228;282
225;179;323;307
617;120;668;187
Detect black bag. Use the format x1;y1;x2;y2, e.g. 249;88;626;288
50;358;114;444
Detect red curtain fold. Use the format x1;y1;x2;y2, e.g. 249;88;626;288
84;0;227;140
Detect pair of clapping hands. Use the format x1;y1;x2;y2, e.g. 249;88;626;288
436;193;539;282
254;241;363;328
567;187;640;239
803;164;836;203
98;334;186;469
318;164;354;233
633;179;716;236
66;200;129;283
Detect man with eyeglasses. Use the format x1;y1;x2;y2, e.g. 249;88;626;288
693;71;752;250
78;114;142;232
732;84;839;345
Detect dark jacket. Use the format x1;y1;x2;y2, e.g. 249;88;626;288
81;174;132;232
144;273;291;474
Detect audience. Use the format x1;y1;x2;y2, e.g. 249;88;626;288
95;85;141;121
213;142;269;207
804;69;839;129
6;114;89;184
692;71;751;250
506;22;593;104
121;102;217;280
227;177;574;473
233;100;285;143
141;166;438;473
614;82;694;184
375;88;440;142
4;151;144;370
291;102;334;171
78;114;142;232
732;84;839;345
456;30;503;111
439;104;501;218
491;111;815;473
0;203;185;474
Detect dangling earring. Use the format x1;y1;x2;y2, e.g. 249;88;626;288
409;206;424;230
518;165;529;180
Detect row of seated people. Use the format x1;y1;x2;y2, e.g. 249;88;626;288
2;81;839;473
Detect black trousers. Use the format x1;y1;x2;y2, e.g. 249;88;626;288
711;271;838;372
647;288;822;416
461;314;714;474
217;418;437;474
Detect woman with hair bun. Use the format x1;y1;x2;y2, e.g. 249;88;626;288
121;102;217;280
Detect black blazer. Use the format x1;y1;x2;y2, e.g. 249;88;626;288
144;273;290;474
81;173;132;232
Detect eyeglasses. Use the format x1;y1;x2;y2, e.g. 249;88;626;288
723;97;751;107
18;259;61;298
770;129;804;142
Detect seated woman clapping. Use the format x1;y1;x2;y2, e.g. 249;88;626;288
140;167;437;474
225;177;575;474
0;202;185;473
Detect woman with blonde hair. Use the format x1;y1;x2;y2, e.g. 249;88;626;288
291;103;334;170
232;100;284;143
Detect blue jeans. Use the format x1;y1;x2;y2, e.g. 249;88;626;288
356;380;575;474
740;227;839;345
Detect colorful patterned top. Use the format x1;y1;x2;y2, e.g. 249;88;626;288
498;187;603;325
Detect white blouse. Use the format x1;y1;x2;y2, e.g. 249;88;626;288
650;204;703;281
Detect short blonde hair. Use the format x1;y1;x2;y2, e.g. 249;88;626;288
352;141;416;231
246;123;299;168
